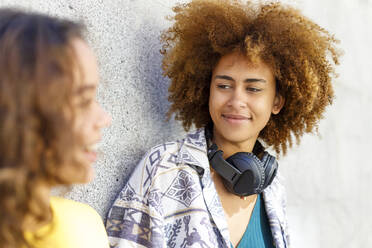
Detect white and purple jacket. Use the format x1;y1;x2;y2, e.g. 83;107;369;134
106;128;290;248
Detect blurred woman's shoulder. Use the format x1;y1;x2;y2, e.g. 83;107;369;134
25;197;109;248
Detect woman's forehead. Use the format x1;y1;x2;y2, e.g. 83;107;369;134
212;52;274;80
71;39;99;88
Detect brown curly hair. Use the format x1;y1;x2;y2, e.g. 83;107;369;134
161;0;341;154
0;9;86;248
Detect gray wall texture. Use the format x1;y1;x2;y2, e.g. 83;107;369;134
0;0;371;247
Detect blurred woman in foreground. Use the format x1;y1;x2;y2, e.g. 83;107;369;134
0;9;111;248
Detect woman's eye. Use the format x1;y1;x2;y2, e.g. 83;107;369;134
79;99;93;108
246;87;261;92
217;84;231;89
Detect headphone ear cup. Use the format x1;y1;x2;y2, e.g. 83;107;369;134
261;152;278;189
226;153;264;195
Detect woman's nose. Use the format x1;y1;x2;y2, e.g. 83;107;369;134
97;105;112;129
227;88;246;109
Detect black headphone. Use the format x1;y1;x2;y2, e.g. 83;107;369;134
206;129;278;197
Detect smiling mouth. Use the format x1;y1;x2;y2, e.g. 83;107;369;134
221;114;252;124
84;143;99;163
85;143;99;153
222;114;251;120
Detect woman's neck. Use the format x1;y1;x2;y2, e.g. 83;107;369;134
212;130;258;159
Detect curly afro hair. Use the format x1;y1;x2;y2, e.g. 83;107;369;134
161;0;341;154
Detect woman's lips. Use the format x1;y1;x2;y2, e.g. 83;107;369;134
85;150;98;163
222;113;251;124
84;142;99;163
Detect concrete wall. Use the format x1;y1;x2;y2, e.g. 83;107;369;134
278;1;372;247
0;0;370;247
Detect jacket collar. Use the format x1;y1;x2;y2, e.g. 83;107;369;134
177;128;210;172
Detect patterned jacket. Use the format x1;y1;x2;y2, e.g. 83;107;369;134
106;129;290;248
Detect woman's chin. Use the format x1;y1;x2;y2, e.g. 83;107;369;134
78;163;95;184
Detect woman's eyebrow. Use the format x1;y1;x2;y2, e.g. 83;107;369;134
214;75;234;81
214;75;266;83
244;78;266;83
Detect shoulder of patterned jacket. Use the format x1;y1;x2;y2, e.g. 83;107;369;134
124;140;185;195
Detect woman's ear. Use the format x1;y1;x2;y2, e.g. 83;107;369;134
272;93;285;115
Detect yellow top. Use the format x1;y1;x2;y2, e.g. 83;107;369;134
25;197;109;248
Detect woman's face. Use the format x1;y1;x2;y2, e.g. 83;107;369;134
209;52;284;151
66;39;111;183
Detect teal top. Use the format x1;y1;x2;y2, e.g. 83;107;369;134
231;194;275;248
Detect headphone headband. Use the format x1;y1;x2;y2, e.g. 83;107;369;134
208;144;242;185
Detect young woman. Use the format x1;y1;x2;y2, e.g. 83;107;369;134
0;9;111;248
106;1;340;247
